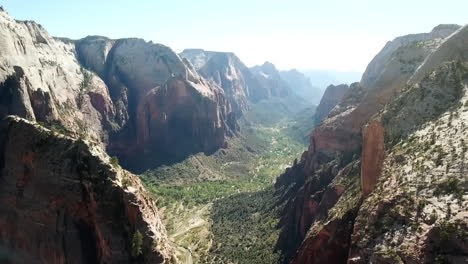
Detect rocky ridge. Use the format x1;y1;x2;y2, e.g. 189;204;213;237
250;62;291;99
275;24;467;263
314;84;350;124
76;37;238;171
180;49;297;118
180;49;256;115
0;116;176;263
0;8;238;172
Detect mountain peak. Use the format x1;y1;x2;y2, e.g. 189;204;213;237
181;48;206;54
261;61;277;72
431;24;461;32
430;24;461;38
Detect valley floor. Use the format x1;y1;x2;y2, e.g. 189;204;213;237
141;99;314;264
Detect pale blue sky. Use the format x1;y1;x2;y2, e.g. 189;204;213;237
1;0;466;72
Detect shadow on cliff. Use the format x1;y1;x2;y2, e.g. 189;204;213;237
107;115;225;174
112;147;219;175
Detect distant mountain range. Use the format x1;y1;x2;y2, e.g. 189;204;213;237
300;69;362;89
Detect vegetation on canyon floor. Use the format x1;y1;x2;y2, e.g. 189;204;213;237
140;97;313;263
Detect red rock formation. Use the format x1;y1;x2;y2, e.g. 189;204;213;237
0;116;175;263
290;205;359;264
132;77;234;159
275;25;461;264
275;161;360;262
360;121;385;196
76;37;237;171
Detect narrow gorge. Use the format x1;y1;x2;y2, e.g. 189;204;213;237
0;5;467;264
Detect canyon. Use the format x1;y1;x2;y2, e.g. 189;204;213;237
0;6;467;264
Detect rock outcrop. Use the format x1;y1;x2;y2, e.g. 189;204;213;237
0;116;175;263
0;9;238;172
361;24;460;89
313;84;349;124
0;10;115;145
180;49;256;116
250;62;291;99
76;37;238;171
360;121;385;197
275;24;466;264
180;49;297;117
349;60;468;263
280;69;322;104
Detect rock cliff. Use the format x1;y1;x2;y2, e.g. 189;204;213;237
280;69;322;104
0;10;115;145
314;84;349;124
250;62;291;99
181;49;296;117
0;116;175;263
75;37;238;171
361;24;460;89
0;9;238;172
349;59;468;263
275;24;466;263
180;49;256;116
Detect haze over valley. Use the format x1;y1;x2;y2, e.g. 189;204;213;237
0;1;467;264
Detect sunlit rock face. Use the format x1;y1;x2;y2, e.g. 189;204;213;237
180;49;253;116
0;8;238;172
275;24;467;264
0;10;115;145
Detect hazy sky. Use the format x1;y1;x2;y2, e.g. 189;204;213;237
2;0;467;72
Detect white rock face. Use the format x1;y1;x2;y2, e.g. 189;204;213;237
411;25;468;84
180;49;254;115
361;24;460;89
0;10;115;143
0;10;237;172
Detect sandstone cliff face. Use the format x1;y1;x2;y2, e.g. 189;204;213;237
276;24;467;264
360;121;385;197
180;49;254;116
0;116;175;263
280;69;322;104
0;10;115;145
361;24;460;89
250;62;292;100
181;50;297;115
314;84;349;124
75;38;237;171
0;9;237;172
350;61;468;263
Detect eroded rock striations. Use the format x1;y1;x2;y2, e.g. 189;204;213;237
76;38;238;170
180;49;257;116
276;24;467;264
0;11;115;145
0;9;237;172
0;116;175;263
180;49;294;117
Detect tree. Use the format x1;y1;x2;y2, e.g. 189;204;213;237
132;230;143;257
